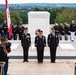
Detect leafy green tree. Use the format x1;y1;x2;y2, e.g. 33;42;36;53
19;11;28;24
55;9;76;24
10;12;22;25
34;7;42;11
0;12;6;24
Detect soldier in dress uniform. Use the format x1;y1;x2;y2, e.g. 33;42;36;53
18;22;24;40
16;25;20;40
54;23;59;36
59;23;63;35
12;24;17;40
59;23;65;40
70;20;76;41
0;24;3;36
21;27;31;62
47;28;59;63
74;23;76;40
64;23;70;40
35;30;46;63
2;20;8;37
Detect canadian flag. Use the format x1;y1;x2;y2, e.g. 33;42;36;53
5;0;12;39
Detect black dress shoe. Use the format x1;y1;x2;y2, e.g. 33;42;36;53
23;61;25;62
26;60;29;62
71;40;74;42
41;61;43;63
25;60;29;62
51;61;55;63
38;61;41;63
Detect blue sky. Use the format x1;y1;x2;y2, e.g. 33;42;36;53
0;0;76;4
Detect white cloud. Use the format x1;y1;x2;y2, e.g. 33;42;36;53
0;0;76;4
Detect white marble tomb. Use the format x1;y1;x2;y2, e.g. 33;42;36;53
28;11;50;42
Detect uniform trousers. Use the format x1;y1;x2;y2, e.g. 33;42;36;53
50;47;57;62
71;32;75;41
23;47;29;61
37;48;44;62
13;33;17;40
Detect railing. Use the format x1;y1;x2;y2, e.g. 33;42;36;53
0;62;5;75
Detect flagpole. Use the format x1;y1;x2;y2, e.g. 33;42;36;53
5;0;12;39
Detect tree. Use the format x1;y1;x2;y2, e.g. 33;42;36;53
55;9;76;24
19;11;28;24
10;12;22;25
34;7;42;11
0;12;6;24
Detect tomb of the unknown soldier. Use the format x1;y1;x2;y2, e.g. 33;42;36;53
28;11;50;42
0;1;76;74
0;11;76;75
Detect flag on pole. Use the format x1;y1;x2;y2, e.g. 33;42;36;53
5;0;12;39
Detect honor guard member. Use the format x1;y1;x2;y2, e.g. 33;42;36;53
70;20;75;41
0;24;3;36
35;30;46;63
0;37;11;75
54;23;59;36
59;23;64;40
59;23;65;40
75;32;76;40
19;22;24;40
59;23;63;34
64;24;70;40
16;25;20;40
12;24;17;40
47;28;59;63
2;20;8;37
21;27;31;62
74;24;76;40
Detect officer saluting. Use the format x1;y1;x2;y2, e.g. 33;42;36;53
21;27;31;62
35;30;46;63
47;28;59;63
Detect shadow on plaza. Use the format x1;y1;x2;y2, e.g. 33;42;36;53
9;56;76;59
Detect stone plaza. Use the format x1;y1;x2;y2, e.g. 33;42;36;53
8;12;76;75
7;40;76;75
4;11;76;75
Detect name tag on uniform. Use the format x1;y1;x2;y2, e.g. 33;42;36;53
22;35;25;39
43;37;45;40
56;35;58;38
37;37;38;40
50;35;51;38
27;35;30;38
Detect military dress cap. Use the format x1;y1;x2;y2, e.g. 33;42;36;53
55;23;58;25
72;20;74;23
20;22;22;23
64;22;67;25
4;20;6;23
60;23;63;25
